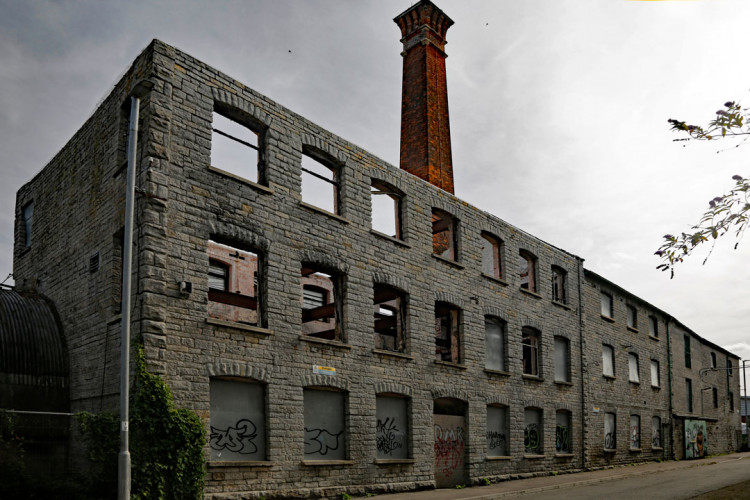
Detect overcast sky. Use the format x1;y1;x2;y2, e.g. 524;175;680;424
1;0;749;381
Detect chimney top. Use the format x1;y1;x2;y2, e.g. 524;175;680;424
394;0;454;52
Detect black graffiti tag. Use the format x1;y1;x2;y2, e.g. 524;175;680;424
486;431;506;451
556;425;570;453
304;427;343;455
376;417;403;455
210;419;258;454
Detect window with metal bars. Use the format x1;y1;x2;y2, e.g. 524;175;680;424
211;111;263;183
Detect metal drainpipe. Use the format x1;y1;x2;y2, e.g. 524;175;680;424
119;95;140;500
577;257;587;468
666;316;674;460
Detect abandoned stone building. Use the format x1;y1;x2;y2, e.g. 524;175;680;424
7;0;741;497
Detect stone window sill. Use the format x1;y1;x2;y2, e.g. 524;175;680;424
627;326;639;333
522;374;544;382
555;453;574;458
552;300;571;310
208;166;275;195
630;381;640;386
603;375;616;381
435;360;466;370
629;448;642;453
370;229;410;248
373;349;414;360
651;385;661;390
484;368;510;377
208;461;273;468
601;315;615;323
432;254;465;269
520;288;542;299
301;460;354;466
206;318;272;336
603;449;616;454
651;447;663;452
649;335;660;342
555;380;574;387
299;335;352;349
374;459;415;465
524;454;545;459
482;273;508;286
299;202;351;224
486;455;511;461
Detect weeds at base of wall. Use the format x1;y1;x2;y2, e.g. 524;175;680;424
78;345;205;500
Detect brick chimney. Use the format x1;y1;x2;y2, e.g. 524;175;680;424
394;0;455;194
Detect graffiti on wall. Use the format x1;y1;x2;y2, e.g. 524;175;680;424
685;419;707;459
434;424;464;477
486;430;507;452
210;418;258;454
524;423;541;454
304;427;343;456
556;424;571;453
630;422;640;449
376;417;404;456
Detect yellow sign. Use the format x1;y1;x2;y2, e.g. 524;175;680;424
313;365;336;376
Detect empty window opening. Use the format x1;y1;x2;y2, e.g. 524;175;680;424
431;209;457;260
630;415;641;450
710;352;717;369
729;391;734;411
371;181;402;239
208;240;261;326
600;291;613;318
211;111;261;182
374;284;406;352
524;408;543;455
209;379;266;461
376;395;409;459
22;201;33;247
628;353;640;383
554;336;570;383
301;264;341;340
522;327;540;376
556;410;572;454
551;266;566;303
684;335;691;368
484;316;506;372
652;416;662;448
604;412;616;450
627;305;637;329
713;387;718;408
519;250;537;292
648;315;658;337
486;405;509;457
304;389;346;460
727;357;733;376
686;378;693;412
650;359;660;388
301;152;339;214
434;302;461;363
481;233;503;279
602;344;615;377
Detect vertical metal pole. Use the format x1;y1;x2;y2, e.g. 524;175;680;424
743;360;747;422
119;96;139;500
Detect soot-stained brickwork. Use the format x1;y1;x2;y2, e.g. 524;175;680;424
10;3;741;498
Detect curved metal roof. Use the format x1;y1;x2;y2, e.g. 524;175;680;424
0;287;68;383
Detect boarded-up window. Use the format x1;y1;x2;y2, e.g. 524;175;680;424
522;327;540;376
602;344;615;377
556;410;572;454
301;264;341;340
524;408;543;454
628;353;640;383
604;412;616;450
208;240;261;326
627;305;637;329
648;315;658;337
630;415;641;450
519;250;536;292
432;209;457;260
211;111;261;182
375;395;409;459
304;389;345;460
600;291;613;318
209;379;266;461
301;152;339;214
435;302;460;363
554;337;570;383
484;316;506;371
371;181;402;239
551;266;566;303
374;284;406;352
481;233;503;279
652;416;661;448
650;359;660;388
486;405;509;457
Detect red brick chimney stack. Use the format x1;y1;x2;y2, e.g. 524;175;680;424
394;0;455;194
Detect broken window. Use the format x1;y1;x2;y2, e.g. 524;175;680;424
519;250;536;292
650;359;660;388
209;379;266;461
684;334;691;368
600;291;613;318
628;353;640;383
434;302;461;363
371;181;402;239
602;344;615;377
375;395;409;459
301;264;341;340
481;232;503;279
484;316;506;372
551;266;566;303
556;410;572;454
211;110;263;183
431;209;457;260
22;201;33;247
686;378;693;412
301;152;339;214
604;412;616;450
652;416;661;448
374;284;406;352
554;336;570;383
486;405;509;457
304;389;346;460
627;305;637;329
648;315;658;337
523;408;543;455
522;327;540;376
208;240;262;326
630;415;641;450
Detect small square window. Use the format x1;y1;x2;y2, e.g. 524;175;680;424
370;181;402;239
301;152;340;214
211;111;263;183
